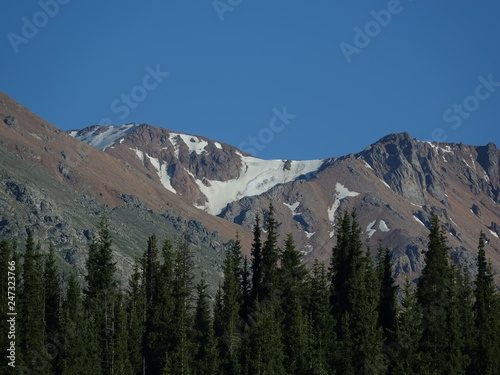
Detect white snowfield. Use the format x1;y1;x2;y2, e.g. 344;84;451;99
328;183;360;238
284;201;301;216
70;124;139;151
73;124;325;216
195;154;324;215
168;133;208;157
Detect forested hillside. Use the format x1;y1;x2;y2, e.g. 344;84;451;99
1;207;499;374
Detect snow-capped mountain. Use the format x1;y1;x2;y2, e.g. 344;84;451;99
70;124;325;215
1;91;499;286
70;123;500;285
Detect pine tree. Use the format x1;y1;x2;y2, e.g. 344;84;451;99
472;232;500;374
144;238;176;374
112;291;133;375
417;214;454;374
377;244;398;345
143;234;160;306
330;210;352;321
58;272;102;375
168;237;195;375
217;238;243;374
390;278;424;375
44;243;61;362
305;259;335;375
240;256;252;322
443;264;472;374
84;216;118;375
19;231;50;373
126;260;145;375
330;211;386;374
246;300;286;375
250;215;263;303
193;276;219;375
261;203;280;300
279;234;309;375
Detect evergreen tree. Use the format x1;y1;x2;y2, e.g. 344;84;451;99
240;256;252;322
330;211;386;374
246;300;286;375
19;231;50;373
58;272;102;375
472;232;500;374
193;277;219;375
279;234;309;375
417;214;454;374
330;210;352;321
250;214;263;303
167;238;195;375
305;259;335;375
84;216;118;375
85;216;116;306
126;260;145;375
391;278;425;375
144;238;176;374
217;238;243;374
44;243;61;362
377;244;398;345
443;264;472;374
143;234;160;306
112;291;133;375
261;203;280;300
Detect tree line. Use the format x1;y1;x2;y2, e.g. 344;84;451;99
0;206;500;374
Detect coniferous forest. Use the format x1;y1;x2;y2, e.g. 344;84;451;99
1;205;500;375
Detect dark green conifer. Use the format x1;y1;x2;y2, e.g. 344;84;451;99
250;215;263;303
472;232;500;374
44;243;61;362
193;276;219;375
19;231;50;373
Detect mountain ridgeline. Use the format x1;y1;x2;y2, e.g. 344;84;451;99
1;89;500;287
70;120;500;285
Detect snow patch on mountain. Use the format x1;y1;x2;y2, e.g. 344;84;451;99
305;231;315;239
131;147;144;161
379;179;391;189
168;133;208;155
363;160;373;170
379;220;390;232
366;220;377;238
284;202;301;216
328;183;360;237
413;215;425;227
70;124;138;151
130;148;176;193
194;156;324;215
146;155;177;194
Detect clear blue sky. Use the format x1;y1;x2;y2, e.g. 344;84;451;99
2;0;500;160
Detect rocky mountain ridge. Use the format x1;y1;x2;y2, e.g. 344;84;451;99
1;91;499;287
71;124;500;285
